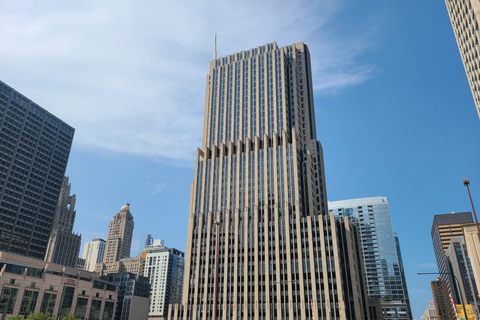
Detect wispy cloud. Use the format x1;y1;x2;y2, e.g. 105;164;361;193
418;263;438;269
0;1;376;164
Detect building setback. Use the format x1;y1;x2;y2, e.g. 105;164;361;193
445;0;480;118
329;196;412;320
0;251;117;319
167;41;369;320
0;80;74;259
44;176;81;268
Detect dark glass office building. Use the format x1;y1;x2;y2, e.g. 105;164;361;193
0;80;74;259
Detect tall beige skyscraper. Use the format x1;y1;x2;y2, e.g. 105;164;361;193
445;0;480;118
104;203;134;264
167;42;369;320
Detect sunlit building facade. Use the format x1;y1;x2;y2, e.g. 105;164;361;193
431;211;473;313
445;0;480;118
167;42;369;320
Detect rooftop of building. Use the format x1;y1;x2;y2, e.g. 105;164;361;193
328;196;388;209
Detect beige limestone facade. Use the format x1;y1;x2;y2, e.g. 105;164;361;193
96;204;135;276
463;223;480;295
0;251;117;319
445;0;480;118
167;42;368;320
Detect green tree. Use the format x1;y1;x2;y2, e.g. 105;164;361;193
61;314;78;320
7;316;24;320
27;313;54;320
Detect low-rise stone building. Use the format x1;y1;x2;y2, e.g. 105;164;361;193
0;251;117;319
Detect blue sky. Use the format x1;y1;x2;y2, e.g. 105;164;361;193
1;1;479;318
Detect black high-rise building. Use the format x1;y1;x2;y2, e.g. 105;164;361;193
0;80;74;259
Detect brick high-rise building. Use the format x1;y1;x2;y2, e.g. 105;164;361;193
167;42;369;320
0;80;74;259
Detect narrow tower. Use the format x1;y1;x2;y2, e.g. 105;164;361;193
104;204;134;264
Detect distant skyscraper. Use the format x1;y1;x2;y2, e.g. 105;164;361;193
104;203;134;264
431;279;452;320
445;236;480;316
44;176;81;267
96;204;135;275
138;233;153;256
143;240;184;318
167;42;369;320
431;212;473;310
421;301;438;320
0;80;74;259
329;196;412;320
82;238;106;272
445;0;480;118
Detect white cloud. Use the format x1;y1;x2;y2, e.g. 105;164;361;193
0;0;376;164
418;263;437;269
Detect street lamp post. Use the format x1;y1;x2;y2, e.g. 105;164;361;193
416;272;468;320
463;179;480;239
213;215;222;320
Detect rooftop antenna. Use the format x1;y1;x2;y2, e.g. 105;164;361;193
213;34;217;60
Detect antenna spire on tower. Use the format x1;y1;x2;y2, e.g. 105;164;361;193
213;34;217;60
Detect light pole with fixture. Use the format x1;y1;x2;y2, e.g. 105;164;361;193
463;179;480;239
416;272;468;320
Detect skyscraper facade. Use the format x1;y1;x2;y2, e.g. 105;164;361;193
104;204;134;264
0;80;74;259
82;238;106;272
445;0;480;118
44;176;81;267
167;42;369;320
143;240;185;318
431;212;473;310
328;196;412;320
138;233;153;256
445;236;480;316
96;204;135;276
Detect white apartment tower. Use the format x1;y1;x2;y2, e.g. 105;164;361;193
82;238;106;272
167;42;369;320
144;240;185;319
445;0;480;118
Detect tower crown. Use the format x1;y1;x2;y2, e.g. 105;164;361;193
120;203;130;212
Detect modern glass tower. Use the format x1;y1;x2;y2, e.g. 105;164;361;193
167;42;369;320
329;196;412;320
0;80;74;259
